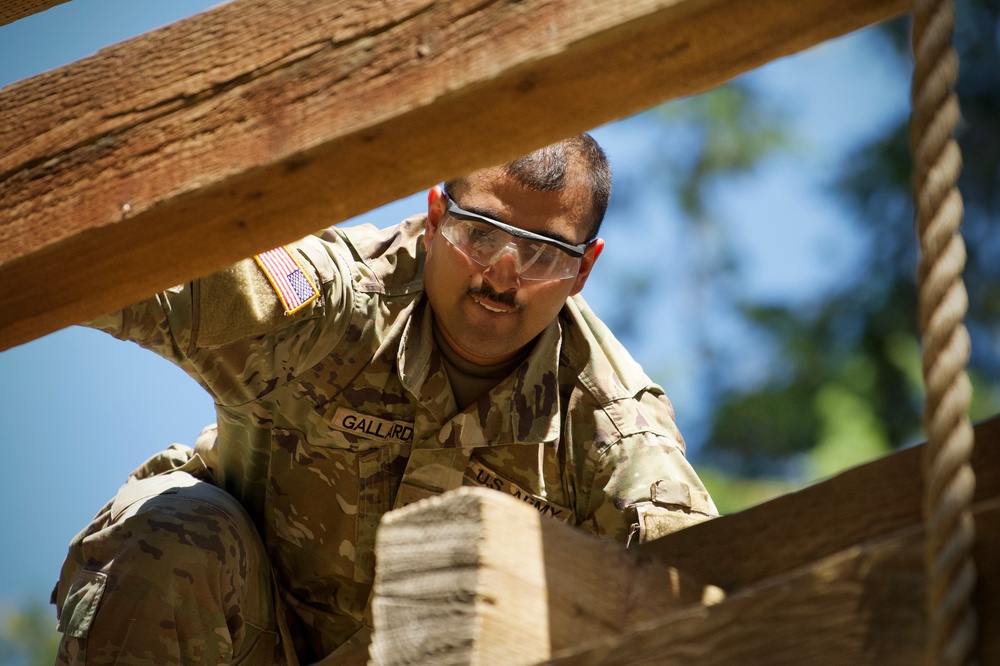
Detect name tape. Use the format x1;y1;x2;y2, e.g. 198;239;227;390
331;407;414;443
464;460;572;522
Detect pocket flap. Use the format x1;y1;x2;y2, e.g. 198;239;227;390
56;570;107;639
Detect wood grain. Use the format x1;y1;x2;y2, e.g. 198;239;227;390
0;0;909;349
370;421;999;665
0;0;68;26
371;487;721;665
545;500;999;665
643;415;1000;590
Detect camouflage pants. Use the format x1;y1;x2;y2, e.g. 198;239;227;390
52;452;285;665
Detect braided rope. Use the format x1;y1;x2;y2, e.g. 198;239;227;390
910;0;978;663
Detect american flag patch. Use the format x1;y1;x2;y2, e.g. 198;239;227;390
254;246;319;315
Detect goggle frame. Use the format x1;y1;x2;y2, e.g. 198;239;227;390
440;196;589;281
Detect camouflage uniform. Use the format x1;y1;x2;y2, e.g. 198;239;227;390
54;215;716;664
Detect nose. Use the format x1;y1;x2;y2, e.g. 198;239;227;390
482;244;521;291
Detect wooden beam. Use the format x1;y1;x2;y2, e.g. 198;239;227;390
370;427;1000;666
0;0;909;350
642;415;1000;591
545;500;1000;665
370;487;722;666
0;0;69;26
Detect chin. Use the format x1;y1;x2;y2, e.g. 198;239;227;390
460;336;519;364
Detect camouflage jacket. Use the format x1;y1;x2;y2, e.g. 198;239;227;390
88;215;716;658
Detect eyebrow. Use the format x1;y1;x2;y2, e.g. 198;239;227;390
460;203;580;248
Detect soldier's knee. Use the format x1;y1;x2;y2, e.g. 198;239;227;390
54;472;276;663
90;472;261;580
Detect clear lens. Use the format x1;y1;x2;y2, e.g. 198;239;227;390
441;217;581;280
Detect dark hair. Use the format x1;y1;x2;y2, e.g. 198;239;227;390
445;133;611;240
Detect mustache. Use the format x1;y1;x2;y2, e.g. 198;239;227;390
468;284;523;312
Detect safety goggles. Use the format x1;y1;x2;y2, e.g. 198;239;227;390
441;197;588;281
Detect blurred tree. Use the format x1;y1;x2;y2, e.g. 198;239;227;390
599;81;802;506
604;0;999;504
0;601;59;666
705;1;1000;482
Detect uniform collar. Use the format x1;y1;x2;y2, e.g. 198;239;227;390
398;297;564;445
397;297;456;421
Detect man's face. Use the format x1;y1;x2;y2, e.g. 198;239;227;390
423;167;604;365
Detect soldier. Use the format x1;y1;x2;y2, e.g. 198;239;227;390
52;134;716;664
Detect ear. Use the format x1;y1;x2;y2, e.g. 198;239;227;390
568;238;604;296
424;185;448;248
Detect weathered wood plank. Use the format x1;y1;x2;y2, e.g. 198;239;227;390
643;415;1000;591
370;487;722;666
369;450;1000;666
0;0;909;350
0;0;68;26
544;500;1000;665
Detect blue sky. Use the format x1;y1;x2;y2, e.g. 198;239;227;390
0;1;909;612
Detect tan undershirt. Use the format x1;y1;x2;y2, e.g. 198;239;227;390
432;324;533;412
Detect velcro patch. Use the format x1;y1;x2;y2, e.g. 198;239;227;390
254;246;319;315
464;460;572;522
650;479;714;515
331;407;414;443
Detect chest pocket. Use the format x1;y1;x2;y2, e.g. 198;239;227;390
265;427;409;593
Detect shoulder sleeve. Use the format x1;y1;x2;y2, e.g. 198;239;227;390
581;429;718;545
84;233;354;405
557;296;717;544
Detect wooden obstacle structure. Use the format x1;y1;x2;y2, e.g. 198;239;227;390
371;418;999;664
0;0;908;351
0;0;67;25
1;0;992;663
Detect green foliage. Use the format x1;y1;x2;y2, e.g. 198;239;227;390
737;3;995;473
710;385;821;475
612;0;1000;509
657;83;792;217
696;465;798;515
808;383;892;481
0;601;60;666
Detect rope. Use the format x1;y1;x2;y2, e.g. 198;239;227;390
910;0;978;663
